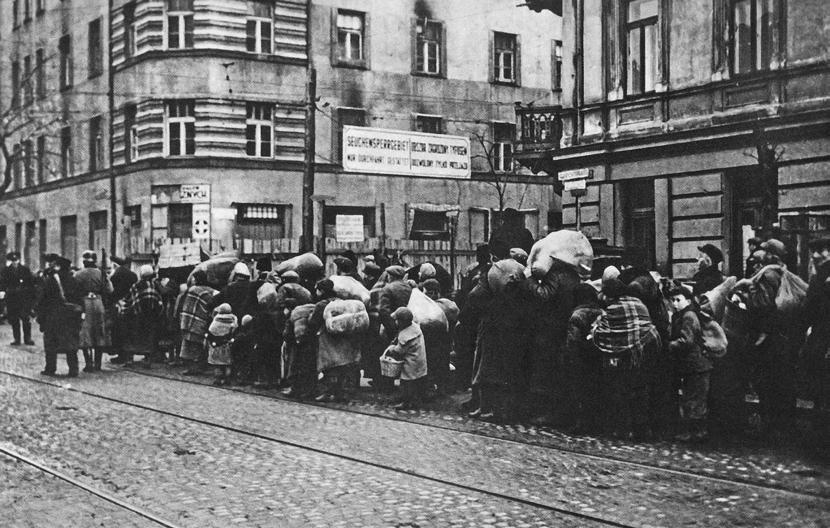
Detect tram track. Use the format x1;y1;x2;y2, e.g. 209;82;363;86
0;446;183;528
1;369;643;528
119;365;830;501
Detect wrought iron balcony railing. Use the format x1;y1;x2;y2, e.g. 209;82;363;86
515;104;564;152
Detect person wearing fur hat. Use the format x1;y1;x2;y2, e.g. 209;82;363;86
207;303;238;385
121;265;164;368
0;250;36;346
75;250;114;372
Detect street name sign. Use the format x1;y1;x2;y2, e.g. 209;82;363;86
558;168;594;181
342;126;471;179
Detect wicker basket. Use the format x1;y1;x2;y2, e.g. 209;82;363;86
379;350;404;378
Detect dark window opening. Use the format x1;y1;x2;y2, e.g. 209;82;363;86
415;115;443;134
409;210;449;241
168;203;193;239
236;203;290;240
323;206;375;239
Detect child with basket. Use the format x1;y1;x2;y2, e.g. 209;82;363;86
383;307;427;411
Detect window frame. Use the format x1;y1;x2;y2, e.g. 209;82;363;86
323;205;375;239
13;0;19;29
11;59;21;109
492;122;515;173
728;0;783;76
22;54;33;106
408;209;450;241
245;102;274;158
166;0;195;50
35;48;45;99
236;203;291;240
165;100;196;156
552;39;563;90
413;18;445;77
414;114;443;135
167;203;193;239
623;0;659;97
124;104;138;163
22;139;34;187
36;0;44;16
59;34;73;91
60;125;73;178
89;115;103;172
492;32;518;85
123;3;138;59
334;9;367;68
88;17;103;79
246;4;273;54
36;135;46;184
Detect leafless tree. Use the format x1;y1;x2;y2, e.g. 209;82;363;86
471;131;533;215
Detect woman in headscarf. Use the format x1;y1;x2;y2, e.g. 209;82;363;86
178;270;217;375
122;265;164;367
75;250;113;372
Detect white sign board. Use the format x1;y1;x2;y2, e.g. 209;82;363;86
192;203;211;239
335;215;365;243
180;184;211;203
558;168;594;181
158;241;201;268
342;126;471;179
563;179;587;191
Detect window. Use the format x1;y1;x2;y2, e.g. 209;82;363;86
59;34;73;90
336;11;364;63
60;215;78;266
23;55;33;106
35;48;45;99
493;32;517;83
13;0;19;28
14;223;22;256
38;219;46;267
88;17;103;78
36;0;44;15
11;60;20;108
246;2;272;54
236;203;290;240
124;205;142;250
60;125;72;178
168;203;193;239
625;0;658;96
123;3;137;58
12;144;22;190
731;0;781;75
89;116;103;172
167;0;194;49
23;140;34;187
89;211;108;250
623;179;656;270
245;103;273;157
124;104;138;163
24;221;36;267
552;40;563;90
166;100;195;156
36;135;46;184
415;115;443;134
409;210;449;241
415;18;443;75
334;107;366;162
323;206;375;239
493;123;514;172
23;0;30;22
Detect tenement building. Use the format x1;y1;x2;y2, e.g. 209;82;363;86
516;0;830;279
0;0;561;270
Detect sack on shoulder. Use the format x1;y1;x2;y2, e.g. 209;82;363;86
698;310;728;359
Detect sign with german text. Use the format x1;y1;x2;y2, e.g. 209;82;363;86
335;215;365;243
342;126;471;179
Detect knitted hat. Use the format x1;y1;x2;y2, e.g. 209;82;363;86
232;262;251;277
139;264;154;278
216;303;232;314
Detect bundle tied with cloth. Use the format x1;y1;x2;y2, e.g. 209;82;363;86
525;229;594;280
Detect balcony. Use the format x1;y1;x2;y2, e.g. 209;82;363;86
515;105;564;154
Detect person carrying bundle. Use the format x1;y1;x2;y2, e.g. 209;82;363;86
385;307;427;410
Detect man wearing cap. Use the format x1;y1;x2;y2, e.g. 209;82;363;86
108;256;138;364
0;251;36;345
745;237;763;278
800;237;830;415
75;250;114;371
36;254;83;376
692;244;725;298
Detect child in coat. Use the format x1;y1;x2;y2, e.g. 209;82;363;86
387;307;428;410
207;303;238;386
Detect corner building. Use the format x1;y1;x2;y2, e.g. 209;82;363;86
0;0;562;273
515;0;830;279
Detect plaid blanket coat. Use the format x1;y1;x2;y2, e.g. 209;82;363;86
592;295;660;369
179;285;217;343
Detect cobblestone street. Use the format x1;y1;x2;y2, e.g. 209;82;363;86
1;328;828;527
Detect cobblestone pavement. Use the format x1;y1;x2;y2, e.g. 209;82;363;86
0;453;157;528
2;340;829;527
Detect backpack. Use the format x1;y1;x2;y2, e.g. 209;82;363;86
697;310;728;359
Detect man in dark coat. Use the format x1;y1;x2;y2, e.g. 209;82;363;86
800;237;830;415
488;208;534;261
37;255;83;376
692;244;725;297
109;256;138;364
209;262;254;318
0;251;36;345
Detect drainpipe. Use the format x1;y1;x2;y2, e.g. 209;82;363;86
107;0;117;259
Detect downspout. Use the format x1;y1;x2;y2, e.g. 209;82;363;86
573;0;583;146
107;0;117;258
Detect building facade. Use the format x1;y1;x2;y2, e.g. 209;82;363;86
516;0;830;279
0;0;562;271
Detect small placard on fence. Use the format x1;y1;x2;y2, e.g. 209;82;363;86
335;215;364;243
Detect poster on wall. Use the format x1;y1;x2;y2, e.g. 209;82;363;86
335;215;365;243
179;184;211;204
192;203;211;240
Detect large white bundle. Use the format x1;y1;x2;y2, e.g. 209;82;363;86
525;230;593;279
330;275;371;305
257;282;278;309
275;252;324;279
323;298;370;335
407;287;448;331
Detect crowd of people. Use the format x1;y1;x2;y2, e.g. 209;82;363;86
1;213;827;445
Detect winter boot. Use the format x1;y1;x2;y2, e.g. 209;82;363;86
82;350;94;373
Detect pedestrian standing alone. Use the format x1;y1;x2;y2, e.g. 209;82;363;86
122;265;164;367
0;251;36;346
75;250;113;372
37;255;83;377
179;270;217;375
668;285;711;442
